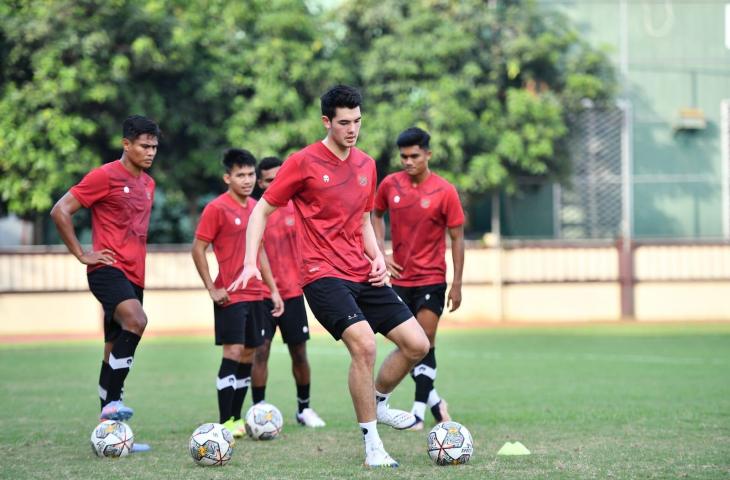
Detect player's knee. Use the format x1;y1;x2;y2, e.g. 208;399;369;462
122;312;147;335
350;338;377;366
254;343;271;363
289;343;307;365
405;335;430;363
223;344;245;359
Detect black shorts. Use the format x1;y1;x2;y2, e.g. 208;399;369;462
87;266;144;343
214;300;265;347
302;277;414;341
392;283;447;318
262;295;310;345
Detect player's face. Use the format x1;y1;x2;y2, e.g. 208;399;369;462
257;166;280;191
224;164;256;197
123;134;158;170
322;107;361;150
399;145;431;178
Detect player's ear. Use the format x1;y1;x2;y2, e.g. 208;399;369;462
223;173;231;186
321;115;331;129
122;138;131;152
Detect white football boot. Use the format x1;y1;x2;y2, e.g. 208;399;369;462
295;408;326;427
377;403;418;430
364;440;399;468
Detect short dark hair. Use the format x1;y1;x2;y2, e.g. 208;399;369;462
257;156;283;177
123;115;160;140
222;148;257;174
320;85;362;120
397;127;431;150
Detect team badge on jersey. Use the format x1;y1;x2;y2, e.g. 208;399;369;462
394;195;401;204
420;199;431;209
358;175;368;186
285;216;295;226
234;217;241;225
323;175;330;183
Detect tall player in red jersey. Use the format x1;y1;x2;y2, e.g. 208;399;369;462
250;156;326;428
372;127;465;431
191;149;284;438
228;85;430;468
50;115;159;450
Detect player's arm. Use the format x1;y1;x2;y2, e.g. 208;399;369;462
362;212;388;287
50;192;115;266
227;198;278;291
447;225;465;312
371;208;404;279
258;249;284;317
191;238;230;305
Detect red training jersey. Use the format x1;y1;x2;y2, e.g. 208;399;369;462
263;141;377;286
70;159;155;288
374;171;464;286
261;200;302;300
195;193;263;303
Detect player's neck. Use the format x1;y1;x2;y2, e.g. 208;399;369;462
119;155;143;177
409;169;431;186
227;189;249;206
322;137;350;161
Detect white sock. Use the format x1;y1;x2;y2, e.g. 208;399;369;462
427;389;441;408
359;420;381;450
411;401;427;420
375;389;390;414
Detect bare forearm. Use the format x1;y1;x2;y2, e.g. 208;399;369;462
50;208;84;260
371;212;387;256
362;213;382;261
191;245;215;291
259;250;279;294
244;200;275;266
450;227;465;285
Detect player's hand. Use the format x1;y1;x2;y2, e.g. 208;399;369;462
369;254;389;287
447;283;462;312
385;254;403;279
79;249;115;266
270;291;285;318
227;264;261;292
209;287;230;306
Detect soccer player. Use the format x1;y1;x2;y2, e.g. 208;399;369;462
372;127;465;431
228;85;430;468
191;149;284;438
250;156;326;428
50;115;159;452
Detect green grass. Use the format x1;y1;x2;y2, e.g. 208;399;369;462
1;323;729;479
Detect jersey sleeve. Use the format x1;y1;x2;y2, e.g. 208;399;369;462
364;160;377;212
195;203;221;243
444;185;465;228
69;167;110;208
373;176;390;212
263;153;304;207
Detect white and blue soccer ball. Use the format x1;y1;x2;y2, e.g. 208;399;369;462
245;402;283;440
90;420;134;458
427;421;474;466
189;422;234;466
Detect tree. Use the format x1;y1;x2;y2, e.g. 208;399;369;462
0;0;338;242
334;0;616;193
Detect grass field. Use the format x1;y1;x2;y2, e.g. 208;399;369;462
1;323;729;479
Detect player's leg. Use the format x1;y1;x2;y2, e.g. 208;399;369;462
409;307;440;429
251;338;271;404
302;277;395;467
251;298;276;404
219;343;244;428
228;301;264;436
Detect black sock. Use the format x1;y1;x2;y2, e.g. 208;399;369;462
107;330;141;403
296;383;310;413
412;347;436;406
98;361;112;409
252;385;266;404
232;362;252;420
217;358;238;423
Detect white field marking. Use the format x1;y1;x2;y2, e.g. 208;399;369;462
444;350;726;366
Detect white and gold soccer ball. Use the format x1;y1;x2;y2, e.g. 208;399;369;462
189;422;234;466
90;420;134;458
244;402;283;440
427;421;474;466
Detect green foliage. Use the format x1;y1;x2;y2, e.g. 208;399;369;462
335;0;615;192
0;0;615;240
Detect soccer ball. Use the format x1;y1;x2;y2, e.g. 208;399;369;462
90;420;134;458
189;422;234;466
244;402;283;440
427;421;474;466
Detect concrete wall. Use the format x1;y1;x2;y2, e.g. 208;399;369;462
1;244;728;338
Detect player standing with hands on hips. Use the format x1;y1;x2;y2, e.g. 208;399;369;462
228;85;430;467
51;115;160;452
372;127;465;431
